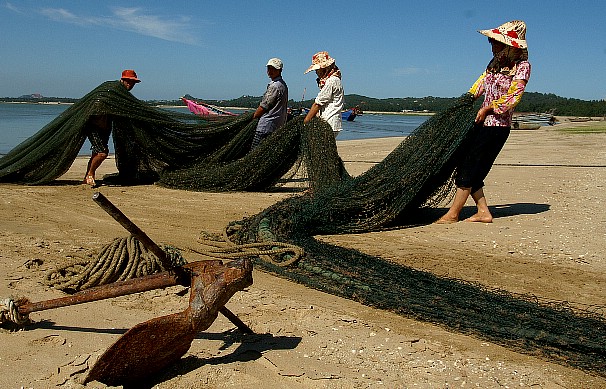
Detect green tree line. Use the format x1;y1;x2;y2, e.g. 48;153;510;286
4;92;605;117
184;92;606;117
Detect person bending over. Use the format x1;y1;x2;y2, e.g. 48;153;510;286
83;69;141;187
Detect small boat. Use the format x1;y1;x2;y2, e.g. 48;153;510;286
513;109;556;126
341;106;362;122
181;97;237;117
569;117;591;122
341;109;356;121
512;122;540;130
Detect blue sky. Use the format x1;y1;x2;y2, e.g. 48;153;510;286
1;1;605;102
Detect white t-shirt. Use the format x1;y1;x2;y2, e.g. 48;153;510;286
314;75;344;131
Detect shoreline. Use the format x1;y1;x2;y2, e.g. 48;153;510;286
2;120;604;159
3;101;603;121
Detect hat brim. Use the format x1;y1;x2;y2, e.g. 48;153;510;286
479;29;527;49
304;64;321;74
303;58;336;74
122;77;141;83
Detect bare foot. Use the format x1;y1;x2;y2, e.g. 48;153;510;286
434;216;458;224
464;213;493;223
83;175;96;188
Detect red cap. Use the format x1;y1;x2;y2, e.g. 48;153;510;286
121;69;141;83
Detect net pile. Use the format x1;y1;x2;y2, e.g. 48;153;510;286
0;80;348;192
156;114;348;192
221;93;605;375
241;235;605;376
0;80;256;185
230;93;476;239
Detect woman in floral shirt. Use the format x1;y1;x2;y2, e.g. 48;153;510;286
437;20;531;224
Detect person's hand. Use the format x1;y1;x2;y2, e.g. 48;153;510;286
475;106;493;124
304;103;320;124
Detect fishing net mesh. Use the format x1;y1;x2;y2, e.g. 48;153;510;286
0;81;250;185
1;85;604;375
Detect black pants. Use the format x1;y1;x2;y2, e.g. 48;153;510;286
455;125;510;193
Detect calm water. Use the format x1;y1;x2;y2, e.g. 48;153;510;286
338;113;430;141
0;103;429;155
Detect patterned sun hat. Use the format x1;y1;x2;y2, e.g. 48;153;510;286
304;51;336;74
478;20;527;49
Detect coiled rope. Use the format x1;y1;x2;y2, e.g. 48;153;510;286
43;236;186;292
193;222;304;267
1;236;185;326
2;229;303;326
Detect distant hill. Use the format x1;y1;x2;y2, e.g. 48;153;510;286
3;92;605;117
1;94;77;104
18;93;43;99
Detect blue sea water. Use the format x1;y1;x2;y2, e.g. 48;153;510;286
0;103;429;155
337;113;430;141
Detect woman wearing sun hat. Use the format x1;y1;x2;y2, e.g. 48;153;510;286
436;20;531;224
303;51;345;135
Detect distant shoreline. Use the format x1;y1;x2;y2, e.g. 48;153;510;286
0;101;74;105
364;111;434;116
1;101;434;115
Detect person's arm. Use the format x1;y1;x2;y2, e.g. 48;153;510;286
254;83;279;119
491;79;528;114
304;103;321;123
468;72;487;100
475;79;527;123
253;106;266;119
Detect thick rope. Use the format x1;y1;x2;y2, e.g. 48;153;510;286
0;298;29;326
2;231;299;326
43;236;186;292
1;236;185;326
194;223;304;267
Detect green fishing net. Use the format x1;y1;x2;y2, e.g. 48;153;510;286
1;85;604;375
0;80;252;185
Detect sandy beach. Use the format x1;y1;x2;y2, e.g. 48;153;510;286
1;119;605;388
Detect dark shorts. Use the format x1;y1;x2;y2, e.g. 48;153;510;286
87;115;111;154
455;125;510;192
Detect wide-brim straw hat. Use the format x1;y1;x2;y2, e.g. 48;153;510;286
304;51;336;74
121;69;141;83
478;20;527;49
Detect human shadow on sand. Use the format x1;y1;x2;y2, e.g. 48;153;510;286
384;202;551;228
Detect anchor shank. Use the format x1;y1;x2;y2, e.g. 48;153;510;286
19;271;179;315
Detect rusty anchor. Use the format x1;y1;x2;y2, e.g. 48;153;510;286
5;192;254;386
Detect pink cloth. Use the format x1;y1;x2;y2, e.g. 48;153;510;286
183;98;213;116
